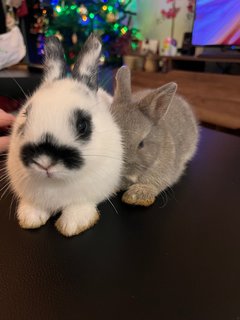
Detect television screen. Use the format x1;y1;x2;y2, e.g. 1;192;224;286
192;0;240;46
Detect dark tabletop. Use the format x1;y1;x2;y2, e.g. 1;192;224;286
0;126;240;319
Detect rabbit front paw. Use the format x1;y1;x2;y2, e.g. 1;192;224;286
122;184;157;206
55;204;99;237
17;201;50;229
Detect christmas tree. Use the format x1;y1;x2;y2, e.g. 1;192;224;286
37;0;141;65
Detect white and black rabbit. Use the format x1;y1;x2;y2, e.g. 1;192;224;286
111;66;199;206
7;34;123;237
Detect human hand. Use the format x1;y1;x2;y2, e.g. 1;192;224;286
0;109;15;153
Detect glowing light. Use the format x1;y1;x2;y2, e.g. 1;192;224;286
79;16;90;25
89;13;95;19
108;5;113;12
131;42;138;50
113;23;119;30
121;26;128;34
55;6;61;13
102;5;107;11
99;55;106;64
42;9;47;14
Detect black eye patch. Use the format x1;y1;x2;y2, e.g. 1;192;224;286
71;109;92;142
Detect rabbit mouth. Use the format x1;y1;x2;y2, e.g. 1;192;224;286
30;158;60;179
20;133;84;171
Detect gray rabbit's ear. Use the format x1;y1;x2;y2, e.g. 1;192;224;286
43;36;67;83
139;82;177;123
72;33;101;92
113;66;132;103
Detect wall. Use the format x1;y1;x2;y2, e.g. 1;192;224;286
135;0;194;51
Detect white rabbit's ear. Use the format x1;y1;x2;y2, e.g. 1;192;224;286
139;82;177;123
43;36;67;83
72;33;101;92
113;66;132;103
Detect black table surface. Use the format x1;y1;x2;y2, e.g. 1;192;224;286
0;126;240;320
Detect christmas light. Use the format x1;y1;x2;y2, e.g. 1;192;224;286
42;0;141;66
55;5;61;13
79;15;90;25
78;4;88;15
51;0;58;6
99;54;106;64
113;23;119;30
121;26;128;34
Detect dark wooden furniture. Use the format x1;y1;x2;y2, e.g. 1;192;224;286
131;70;240;131
161;55;240;73
0;127;240;320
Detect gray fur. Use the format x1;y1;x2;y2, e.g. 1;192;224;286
112;66;199;206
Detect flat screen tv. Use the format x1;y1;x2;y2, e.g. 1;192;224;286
192;0;240;46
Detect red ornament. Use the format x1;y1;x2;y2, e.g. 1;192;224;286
69;52;75;59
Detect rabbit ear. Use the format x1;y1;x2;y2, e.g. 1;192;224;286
139;82;177;123
72;33;101;92
113;66;132;103
43;36;67;83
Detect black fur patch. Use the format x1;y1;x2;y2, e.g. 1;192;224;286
20;133;83;169
71;109;92;142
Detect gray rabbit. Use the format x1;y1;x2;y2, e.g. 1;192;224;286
111;66;199;206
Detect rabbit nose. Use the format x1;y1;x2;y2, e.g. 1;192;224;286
34;161;52;171
32;158;56;178
33;156;55;171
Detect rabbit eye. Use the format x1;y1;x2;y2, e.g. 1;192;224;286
77;120;88;135
72;109;92;142
138;140;144;149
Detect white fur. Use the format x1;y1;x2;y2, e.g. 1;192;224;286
78;45;101;77
45;60;62;83
7;78;123;236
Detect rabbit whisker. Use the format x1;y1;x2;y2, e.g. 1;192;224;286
83;154;122;161
9;192;17;220
107;197;119;215
0;181;11;199
0;176;8;183
5;70;29;100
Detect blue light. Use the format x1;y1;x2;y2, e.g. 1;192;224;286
79;17;90;25
103;50;110;59
51;0;58;6
102;34;110;42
